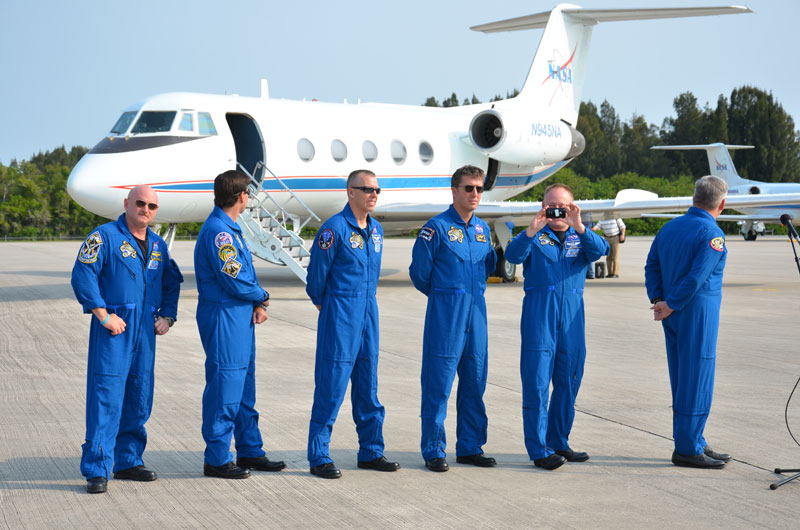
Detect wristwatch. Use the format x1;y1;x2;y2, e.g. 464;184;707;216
650;297;663;304
164;317;175;327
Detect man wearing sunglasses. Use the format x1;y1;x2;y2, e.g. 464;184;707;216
71;185;183;493
505;183;608;471
409;165;498;472
305;169;399;479
194;169;286;479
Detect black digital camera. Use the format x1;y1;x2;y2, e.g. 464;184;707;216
545;207;566;219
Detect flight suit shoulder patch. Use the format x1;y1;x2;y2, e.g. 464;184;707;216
221;259;242;278
218;244;237;262
214;231;233;248
709;236;725;252
318;228;334;250
419;226;435;242
78;231;103;264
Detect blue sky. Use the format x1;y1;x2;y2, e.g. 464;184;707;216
0;0;796;165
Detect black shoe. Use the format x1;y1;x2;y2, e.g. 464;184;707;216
703;445;732;463
86;476;107;494
357;456;400;471
533;454;567;470
607;274;619;278
113;465;157;481
204;461;251;479
456;453;497;467
310;462;342;479
236;455;287;472
554;448;590;462
425;458;449;472
671;451;726;469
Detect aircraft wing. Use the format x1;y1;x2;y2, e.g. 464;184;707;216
375;190;800;227
642;213;786;223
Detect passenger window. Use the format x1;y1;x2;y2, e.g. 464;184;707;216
198;112;217;135
131;111;176;133
297;138;315;162
110;111;137;135
362;141;378;162
419;141;434;164
178;113;194;132
390;140;407;164
331;139;348;162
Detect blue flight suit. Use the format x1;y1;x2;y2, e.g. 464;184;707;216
644;207;727;456
71;214;182;479
409;205;497;461
306;203;385;467
505;225;608;460
195;206;270;466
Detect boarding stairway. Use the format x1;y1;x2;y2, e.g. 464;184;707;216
236;161;320;283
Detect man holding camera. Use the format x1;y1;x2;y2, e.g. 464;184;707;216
505;183;608;471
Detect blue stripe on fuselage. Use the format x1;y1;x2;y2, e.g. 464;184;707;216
148;162;567;193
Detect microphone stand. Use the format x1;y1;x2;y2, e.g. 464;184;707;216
770;217;800;490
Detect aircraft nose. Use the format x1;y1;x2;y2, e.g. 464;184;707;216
67;153;127;219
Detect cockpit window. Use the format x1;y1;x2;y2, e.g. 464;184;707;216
110;111;137;135
131;111;176;133
198;112;217;135
178;113;194;132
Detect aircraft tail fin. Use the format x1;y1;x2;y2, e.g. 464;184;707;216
650;143;753;185
471;5;751;126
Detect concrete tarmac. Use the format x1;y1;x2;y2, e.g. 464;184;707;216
1;236;800;529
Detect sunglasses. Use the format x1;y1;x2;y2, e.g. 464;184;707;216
351;186;381;195
459;185;484;193
134;199;159;210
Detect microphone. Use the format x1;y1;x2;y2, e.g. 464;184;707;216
780;214;799;239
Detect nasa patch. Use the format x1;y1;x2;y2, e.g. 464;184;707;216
710;237;725;252
120;241;137;259
221;259;242;278
214;232;233;248
218;244;238;262
419;227;435;242
78;231;103;264
318;229;334;250
448;227;464;243
475;224;484;234
349;232;364;250
371;229;382;252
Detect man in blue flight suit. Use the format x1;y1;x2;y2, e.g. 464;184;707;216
306;169;399;479
409;165;498;472
71;185;183;494
505;183;608;471
195;169;285;479
645;175;732;469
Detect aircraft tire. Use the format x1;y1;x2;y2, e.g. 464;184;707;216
494;247;517;283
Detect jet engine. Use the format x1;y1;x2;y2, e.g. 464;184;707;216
469;109;585;166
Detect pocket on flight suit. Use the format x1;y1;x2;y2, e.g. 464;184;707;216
219;365;248;405
427;289;467;358
94;304;136;376
322;293;363;361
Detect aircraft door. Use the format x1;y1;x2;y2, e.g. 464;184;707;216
226;114;266;182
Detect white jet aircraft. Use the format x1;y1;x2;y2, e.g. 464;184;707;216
69;3;799;281
651;143;800;240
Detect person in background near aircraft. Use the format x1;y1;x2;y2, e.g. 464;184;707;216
71;185;183;494
409;165;498;472
594;218;626;278
195;170;285;479
505;183;608;471
305;169;398;479
644;175;732;469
